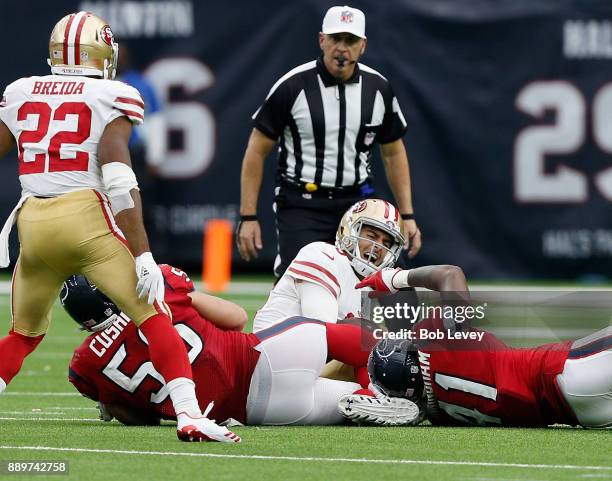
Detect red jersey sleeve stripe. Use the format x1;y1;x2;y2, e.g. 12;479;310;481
292;260;340;289
287;267;338;298
117;108;144;121
115;97;145;109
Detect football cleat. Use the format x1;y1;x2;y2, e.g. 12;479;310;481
176;412;241;443
338;393;421;426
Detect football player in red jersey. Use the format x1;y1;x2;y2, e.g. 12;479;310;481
65;264;421;427
0;12;235;442
341;265;612;428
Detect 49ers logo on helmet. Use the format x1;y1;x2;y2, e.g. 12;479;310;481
100;25;114;45
353;201;367;213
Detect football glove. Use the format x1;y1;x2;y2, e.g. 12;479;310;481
355;267;402;293
135;252;165;305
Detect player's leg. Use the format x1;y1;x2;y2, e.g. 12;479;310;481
557;326;612;428
325;323;422;425
325;322;376;388
0;195;79;393
77;192;238;442
303;377;361;424
246;317;331;425
0;256;63;392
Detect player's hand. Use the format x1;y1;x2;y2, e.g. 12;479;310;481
355;268;401;293
135;252;165;305
402;219;421;258
236;220;262;261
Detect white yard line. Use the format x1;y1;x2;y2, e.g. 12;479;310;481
0;411;71;415
0;446;609;471
46;407;97;411
0;418;100;422
2;392;81;396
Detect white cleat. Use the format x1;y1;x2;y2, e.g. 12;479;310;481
177;413;241;443
338;394;421;426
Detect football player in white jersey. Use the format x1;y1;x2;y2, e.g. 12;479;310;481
253;198;404;332
0;12;239;443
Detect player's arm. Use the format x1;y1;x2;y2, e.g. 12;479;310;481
0;120;15;159
98;116;149;256
98;116;163;304
357;265;469;293
188;291;248;331
296;280;339;322
379;139;421;258
237;128;277;261
405;265;468;292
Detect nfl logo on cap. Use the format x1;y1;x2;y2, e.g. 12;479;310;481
322;5;366;39
341;10;353;23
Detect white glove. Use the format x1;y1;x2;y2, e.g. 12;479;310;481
135;252;165;305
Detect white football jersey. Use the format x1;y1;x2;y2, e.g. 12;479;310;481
253;241;363;332
0;75;144;197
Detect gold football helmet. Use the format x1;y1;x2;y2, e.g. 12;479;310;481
336;199;405;277
48;11;118;79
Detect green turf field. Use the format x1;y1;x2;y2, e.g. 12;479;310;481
0;283;610;481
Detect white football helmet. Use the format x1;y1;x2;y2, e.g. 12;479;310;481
48;12;118;79
336;199;405;277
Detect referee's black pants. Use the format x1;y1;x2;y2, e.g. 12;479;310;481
273;184;366;278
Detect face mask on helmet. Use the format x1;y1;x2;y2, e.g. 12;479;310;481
336;199;405;277
60;275;120;332
48;11;119;79
368;337;424;401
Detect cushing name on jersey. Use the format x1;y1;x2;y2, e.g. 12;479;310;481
88;315;130;357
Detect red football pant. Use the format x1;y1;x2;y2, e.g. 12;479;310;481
325;323;374;388
138;313;192;382
0;330;45;386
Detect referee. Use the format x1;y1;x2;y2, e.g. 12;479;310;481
237;5;421;278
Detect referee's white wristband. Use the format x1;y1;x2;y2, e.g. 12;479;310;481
391;269;411;290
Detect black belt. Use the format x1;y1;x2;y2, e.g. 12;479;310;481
280;179;364;198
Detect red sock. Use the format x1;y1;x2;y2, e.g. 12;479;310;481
325;323;374;388
0;330;45;386
353;388;375;396
138;313;192;382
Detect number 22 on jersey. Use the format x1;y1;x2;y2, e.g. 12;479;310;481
17;101;91;175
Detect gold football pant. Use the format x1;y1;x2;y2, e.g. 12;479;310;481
11;189;158;336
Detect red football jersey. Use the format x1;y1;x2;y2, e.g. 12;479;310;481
415;319;577;427
69;265;260;424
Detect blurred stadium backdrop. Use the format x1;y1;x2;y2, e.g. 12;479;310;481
2;0;612;280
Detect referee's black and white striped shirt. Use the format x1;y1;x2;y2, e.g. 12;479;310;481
252;56;408;189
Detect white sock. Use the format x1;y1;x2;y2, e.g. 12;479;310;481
0;377;6;394
166;377;201;420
